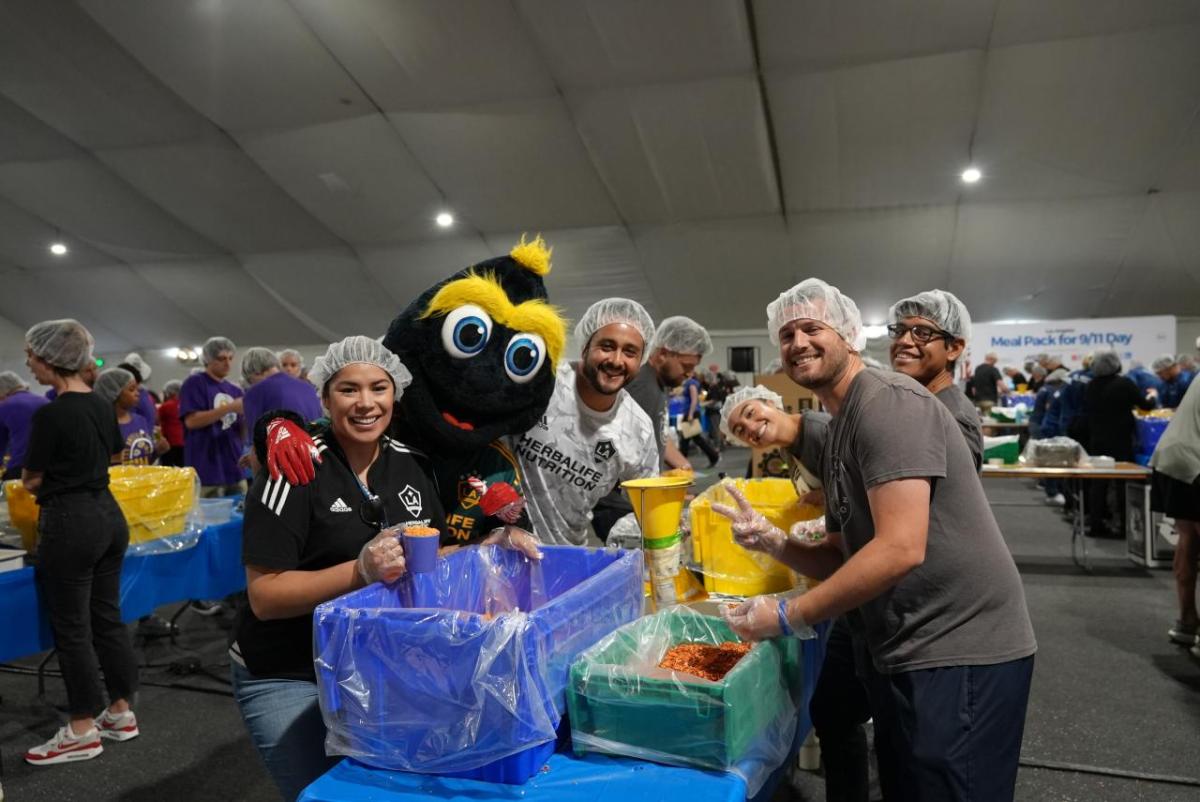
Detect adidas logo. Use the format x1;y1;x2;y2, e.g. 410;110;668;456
329;498;352;513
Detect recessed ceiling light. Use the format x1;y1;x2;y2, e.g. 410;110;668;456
960;167;982;184
49;242;68;256
435;212;454;228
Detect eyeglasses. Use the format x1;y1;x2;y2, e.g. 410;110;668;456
359;493;387;531
886;322;953;345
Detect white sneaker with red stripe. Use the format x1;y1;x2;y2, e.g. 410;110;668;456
24;725;103;766
95;708;140;742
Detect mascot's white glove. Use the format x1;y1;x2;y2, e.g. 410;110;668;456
356;527;407;584
711;481;787;558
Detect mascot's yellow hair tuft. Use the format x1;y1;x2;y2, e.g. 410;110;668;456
510;234;552;276
420;271;566;366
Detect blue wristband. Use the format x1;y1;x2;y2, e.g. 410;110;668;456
777;599;795;637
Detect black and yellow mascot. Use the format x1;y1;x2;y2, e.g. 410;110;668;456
259;236;566;546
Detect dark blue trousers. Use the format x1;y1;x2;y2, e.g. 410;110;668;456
862;655;1034;802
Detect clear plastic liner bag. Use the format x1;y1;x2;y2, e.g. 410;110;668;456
567;606;805;796
120;466;204;556
1021;437;1089;468
687;478;822;593
313;544;643;773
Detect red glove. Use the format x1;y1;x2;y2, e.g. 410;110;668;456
265;418;321;485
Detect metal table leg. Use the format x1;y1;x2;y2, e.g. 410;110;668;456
1070;479;1090;572
36;649;56;699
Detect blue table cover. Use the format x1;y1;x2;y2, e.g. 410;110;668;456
0;517;244;663
300;622;828;802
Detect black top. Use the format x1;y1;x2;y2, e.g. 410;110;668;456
970;363;1003;403
233;429;447;681
1084;374;1155;461
23;391;121;502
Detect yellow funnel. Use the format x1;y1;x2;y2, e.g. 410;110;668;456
622;475;693;540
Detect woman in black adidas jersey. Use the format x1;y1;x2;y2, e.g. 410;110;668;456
229;336;446;801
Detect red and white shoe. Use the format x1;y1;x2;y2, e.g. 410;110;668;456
24;725;103;766
95;708;140;742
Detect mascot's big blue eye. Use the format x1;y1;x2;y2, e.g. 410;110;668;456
504;333;547;384
441;305;492;359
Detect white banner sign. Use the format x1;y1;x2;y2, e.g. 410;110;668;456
966;315;1176;374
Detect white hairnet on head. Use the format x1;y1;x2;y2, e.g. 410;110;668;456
163;379;182;397
278;348;304;367
0;371;28;396
94;368;134;406
309;335;413;394
1152;354;1177;372
25;319;94;372
650;316;712;356
888;289;972;342
1091;350;1122;377
719;385;784;447
766;279;865;351
123;352;151;382
201;336;236;365
1046;368;1070;384
574;298;654;353
241;347;280;383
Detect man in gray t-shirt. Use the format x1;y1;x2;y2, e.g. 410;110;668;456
718;279;1035;802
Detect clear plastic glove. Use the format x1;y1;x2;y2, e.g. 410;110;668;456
721;596;815;642
266;418;322;484
789;516;826;543
483;525;544;561
711;481;787;558
356;527;407;584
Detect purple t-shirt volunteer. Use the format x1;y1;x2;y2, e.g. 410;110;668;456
0;390;50;473
180;372;244;486
135;386;157;428
118;412;156;465
242;372;322;449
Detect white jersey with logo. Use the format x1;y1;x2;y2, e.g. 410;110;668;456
513;362;657;545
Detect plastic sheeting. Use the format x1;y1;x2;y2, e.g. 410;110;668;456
567;607;804;797
313;544;643;773
1022;436;1089;467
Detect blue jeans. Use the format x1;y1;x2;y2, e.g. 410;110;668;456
230;662;339;801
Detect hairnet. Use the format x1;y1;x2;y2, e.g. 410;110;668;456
574;299;654;353
1030;365;1047;377
94;368;134;406
719;385;784;447
123;352;151;382
1151;354;1177;372
650;316;712;356
766;279;865;351
241;347;280;383
1091;350;1122;377
0;371;28;396
25;319;94;372
116;362;143;385
1045;368;1070;385
163;379;182;397
309;336;413;394
887;289;972;342
278;348;305;368
201;336;236;365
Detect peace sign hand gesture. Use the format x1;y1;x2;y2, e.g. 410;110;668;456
711;481;787;558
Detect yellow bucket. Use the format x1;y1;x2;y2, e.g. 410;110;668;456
621;475;693;539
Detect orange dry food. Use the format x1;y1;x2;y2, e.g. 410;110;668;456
659;641;752;682
403;525;440;537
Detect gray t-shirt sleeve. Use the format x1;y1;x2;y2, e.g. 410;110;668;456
855;387;949;489
792;410;831;478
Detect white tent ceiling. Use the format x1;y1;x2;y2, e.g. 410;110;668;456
0;0;1198;356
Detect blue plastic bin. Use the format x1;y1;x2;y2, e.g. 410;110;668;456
313;545;642;782
1135;416;1169;461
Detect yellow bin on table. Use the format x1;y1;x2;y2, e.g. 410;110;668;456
3;466;199;552
622;474;707;607
689;478;822;596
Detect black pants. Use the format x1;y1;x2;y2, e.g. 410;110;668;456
1087;479;1125;536
862;655;1034;802
679;433;719;464
160;445;185;467
809;618;872;802
36;489;139;717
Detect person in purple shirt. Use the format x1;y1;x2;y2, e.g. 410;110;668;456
0;371;50;480
118;353;158;428
238;348;322;474
180;337;245;497
95;369;167;466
